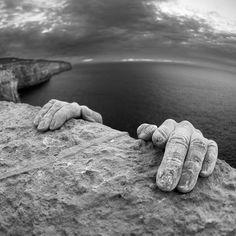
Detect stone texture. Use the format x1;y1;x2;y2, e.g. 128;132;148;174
0;58;72;102
0;101;235;236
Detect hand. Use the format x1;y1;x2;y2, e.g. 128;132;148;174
34;99;103;132
137;119;218;193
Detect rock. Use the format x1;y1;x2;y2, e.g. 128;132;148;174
0;58;72;102
0;101;235;236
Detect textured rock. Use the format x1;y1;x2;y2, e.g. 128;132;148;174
0;101;235;236
0;58;72;102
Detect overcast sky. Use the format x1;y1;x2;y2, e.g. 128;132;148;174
0;0;235;63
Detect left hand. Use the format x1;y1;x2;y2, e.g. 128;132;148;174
137;119;218;193
33;99;103;132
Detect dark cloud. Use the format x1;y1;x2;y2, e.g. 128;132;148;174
0;0;235;62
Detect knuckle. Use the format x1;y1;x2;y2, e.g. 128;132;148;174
168;135;188;146
194;129;203;135
146;125;157;134
54;101;61;106
191;138;207;151
152;130;165;144
54;100;67;107
137;123;148;135
206;152;217;163
191;154;203;164
184;161;200;173
70;102;79;108
164;119;176;125
172;150;184;162
179;120;193;128
208;139;218;149
158;126;170;139
137;123;154;136
81;105;90;114
49;99;57;103
166;156;183;167
53;102;64;109
165;150;185;165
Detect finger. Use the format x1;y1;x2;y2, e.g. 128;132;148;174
200;139;218;177
81;106;103;123
152;119;177;148
177;130;207;193
137;123;157;141
33;99;56;126
156;121;194;191
37;101;67;131
49;102;82;130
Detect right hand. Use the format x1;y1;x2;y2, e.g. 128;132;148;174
137;119;218;193
33;99;103;132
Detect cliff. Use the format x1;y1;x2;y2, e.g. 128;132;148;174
0;101;235;236
0;58;72;102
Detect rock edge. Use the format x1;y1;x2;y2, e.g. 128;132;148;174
0;101;235;236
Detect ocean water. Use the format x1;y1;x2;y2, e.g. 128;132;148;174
20;62;236;167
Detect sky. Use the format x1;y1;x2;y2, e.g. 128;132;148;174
0;0;235;64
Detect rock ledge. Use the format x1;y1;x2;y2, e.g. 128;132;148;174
0;102;235;236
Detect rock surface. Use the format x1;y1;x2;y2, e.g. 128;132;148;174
0;58;72;102
0;101;235;236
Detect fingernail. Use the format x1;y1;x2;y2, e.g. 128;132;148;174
38;121;46;131
34;117;39;126
138;132;148;140
156;171;174;191
178;172;192;192
50;120;56;130
200;164;209;176
201;154;215;177
201;164;212;177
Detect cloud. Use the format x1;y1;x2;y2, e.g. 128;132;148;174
0;0;235;62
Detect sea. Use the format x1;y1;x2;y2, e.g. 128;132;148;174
20;61;236;168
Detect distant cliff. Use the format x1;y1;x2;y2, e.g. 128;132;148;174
0;58;72;102
0;101;235;235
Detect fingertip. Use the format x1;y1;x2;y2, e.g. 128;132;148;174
156;169;175;192
98;115;103;124
200;161;215;177
177;185;193;193
33;117;39;127
94;112;103;124
138;124;157;141
49;119;56;130
137;132;146;140
177;172;195;193
200;139;218;177
199;170;211;177
37;121;48;132
137;124;148;139
34;114;42;127
81;106;102;123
